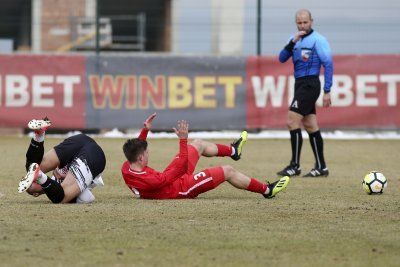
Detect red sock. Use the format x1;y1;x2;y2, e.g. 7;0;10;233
247;178;268;194
216;144;232;157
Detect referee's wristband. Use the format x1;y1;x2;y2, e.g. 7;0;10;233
284;40;295;51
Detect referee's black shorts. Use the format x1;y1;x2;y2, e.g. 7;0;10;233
289;75;321;116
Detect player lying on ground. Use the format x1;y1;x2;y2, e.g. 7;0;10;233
121;113;290;199
18;118;106;203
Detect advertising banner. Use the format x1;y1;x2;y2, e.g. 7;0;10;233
85;56;246;130
0;55;86;129
246;55;400;129
1;54;399;130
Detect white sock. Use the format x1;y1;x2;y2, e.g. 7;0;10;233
88;175;104;189
33;131;45;143
231;147;236;156
264;187;270;195
36;170;48;185
76;189;95;204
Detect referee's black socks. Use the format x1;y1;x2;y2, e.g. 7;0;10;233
290;129;302;167
308;130;326;170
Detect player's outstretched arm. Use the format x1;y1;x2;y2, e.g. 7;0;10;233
159;120;189;184
173;120;189;139
144;112;157;130
138;112;157;140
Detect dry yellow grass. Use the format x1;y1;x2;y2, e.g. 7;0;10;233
0;136;399;266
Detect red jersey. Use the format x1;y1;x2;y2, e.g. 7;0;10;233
121;128;188;199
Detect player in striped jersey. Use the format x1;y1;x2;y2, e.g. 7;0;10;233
19;118;105;203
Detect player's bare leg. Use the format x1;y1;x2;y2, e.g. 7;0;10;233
222;165;251;189
59;172;82;203
189;131;248;160
221;165;290;198
190;139;219;157
39;149;61;173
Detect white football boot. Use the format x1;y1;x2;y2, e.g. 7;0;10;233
28;117;52;133
18;163;40;193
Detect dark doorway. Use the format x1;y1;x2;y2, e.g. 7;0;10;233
99;0;171;52
0;0;31;51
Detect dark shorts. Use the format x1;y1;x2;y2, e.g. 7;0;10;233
290;76;321;116
54;134;106;178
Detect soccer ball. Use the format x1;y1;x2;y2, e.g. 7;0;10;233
362;171;387;194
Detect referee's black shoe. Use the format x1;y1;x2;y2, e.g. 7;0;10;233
277;164;301;177
303;167;329;177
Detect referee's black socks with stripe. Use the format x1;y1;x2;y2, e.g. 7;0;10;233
290;129;302;167
308;130;326;170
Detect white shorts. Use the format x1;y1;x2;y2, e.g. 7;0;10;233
69;158;94;192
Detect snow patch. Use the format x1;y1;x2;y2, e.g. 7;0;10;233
37;129;400;140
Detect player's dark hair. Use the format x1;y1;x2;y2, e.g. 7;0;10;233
123;138;148;163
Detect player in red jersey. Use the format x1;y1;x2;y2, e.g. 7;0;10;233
121;113;290;199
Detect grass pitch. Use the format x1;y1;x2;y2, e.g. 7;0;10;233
0;136;399;267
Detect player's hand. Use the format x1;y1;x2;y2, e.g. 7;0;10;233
292;31;307;43
323;92;331;107
144;112;157;130
173;120;189;139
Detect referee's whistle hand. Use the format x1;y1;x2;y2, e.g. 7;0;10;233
293;31;306;42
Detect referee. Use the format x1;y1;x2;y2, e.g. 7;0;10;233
277;9;333;177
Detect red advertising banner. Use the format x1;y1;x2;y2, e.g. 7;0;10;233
0;55;86;129
1;54;399;130
246;55;400;129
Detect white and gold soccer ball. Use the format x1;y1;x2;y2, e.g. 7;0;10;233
362;171;387;194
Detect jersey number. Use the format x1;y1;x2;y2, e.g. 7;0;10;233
131;187;141;198
194;171;207;181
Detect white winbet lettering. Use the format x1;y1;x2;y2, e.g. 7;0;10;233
251;75;400;107
251;75;293;107
0;75;81;107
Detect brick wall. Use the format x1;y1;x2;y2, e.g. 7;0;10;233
41;0;86;51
